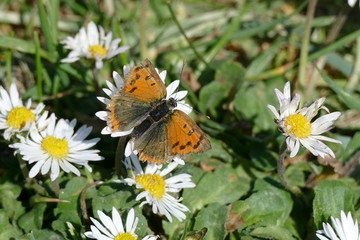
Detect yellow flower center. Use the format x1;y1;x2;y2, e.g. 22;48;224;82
135;174;166;198
114;232;137;240
284;114;311;138
6;107;35;129
88;45;108;57
41;136;69;159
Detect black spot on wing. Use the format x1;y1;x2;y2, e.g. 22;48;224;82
129;87;137;93
172;141;180;148
192;135;204;149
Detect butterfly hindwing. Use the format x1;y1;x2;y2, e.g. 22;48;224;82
123;59;167;102
167;110;211;156
134;110;211;163
135;120;169;164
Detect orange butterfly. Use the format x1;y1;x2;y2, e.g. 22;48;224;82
107;59;211;164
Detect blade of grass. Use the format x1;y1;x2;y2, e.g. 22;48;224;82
0;36;54;61
34;32;43;102
347;37;360;89
298;0;317;92
166;1;208;67
37;0;56;52
140;0;149;59
247;28;360;81
113;4;128;65
5;50;12;84
317;67;360;112
307;5;350;98
49;0;59;42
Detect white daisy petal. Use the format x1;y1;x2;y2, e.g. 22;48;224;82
269;81;341;159
11;116;103;181
84;207;155;240
316;211;360;240
61;22;129;69
120;154;194;222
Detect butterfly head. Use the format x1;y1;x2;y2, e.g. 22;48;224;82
167;97;177;111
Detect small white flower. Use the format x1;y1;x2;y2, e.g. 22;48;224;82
267;81;342;158
61;21;130;69
316;211;360;240
0;83;45;140
84;207;158;240
10;116;103;181
348;0;358;8
95;66;192;138
117;154;195;222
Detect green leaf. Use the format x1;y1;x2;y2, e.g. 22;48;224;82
338;132;360;162
318;68;360;112
182;167;250;210
20;229;64;240
53;177;88;225
0;210;22;239
18;203;47;232
232;179;293;227
248;226;296;240
0;182;25;220
214;61;245;86
245;38;285;78
91;184;135;216
285;162;314;187
198;81;229;116
249;147;277;171
193;203;227;240
234;81;277;132
313;179;356;228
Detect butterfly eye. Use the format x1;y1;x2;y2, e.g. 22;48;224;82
168;98;177;108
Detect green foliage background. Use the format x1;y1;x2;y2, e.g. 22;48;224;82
0;0;360;239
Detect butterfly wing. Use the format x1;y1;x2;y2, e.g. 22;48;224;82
123;59;167;102
108;59;166;132
134;110;211;164
166;110;211;157
108;94;152;132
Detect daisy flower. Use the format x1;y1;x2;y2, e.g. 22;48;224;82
348;0;358;7
85;207;158;240
61;21;130;69
316;211;360;240
117;154;195;222
0;83;45;140
10;116;103;181
267;81;341;158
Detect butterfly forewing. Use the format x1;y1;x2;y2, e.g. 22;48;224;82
123;59;167;102
109;94;152;132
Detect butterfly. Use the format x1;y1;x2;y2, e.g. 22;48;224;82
107;59;211;164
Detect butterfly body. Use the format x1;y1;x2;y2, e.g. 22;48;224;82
132;98;176;139
108;59;211;164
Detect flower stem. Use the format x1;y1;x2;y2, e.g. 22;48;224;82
80;181;103;225
278;141;301;195
17;156;46;194
51;179;60;196
91;68;102;97
17;155;29;180
115;136;127;176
